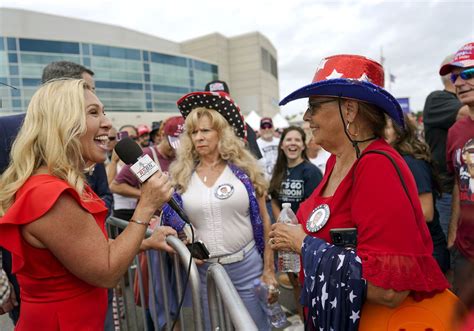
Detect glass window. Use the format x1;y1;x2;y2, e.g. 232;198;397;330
8;53;18;63
261;47;278;79
152;91;183;103
7;38;17;51
19;39;80;54
0;38;4;51
83;57;91;67
93;69;143;82
95;81;143;90
95;89;145;101
22;78;41;86
144;73;150;82
22;88;37;99
143;63;149;72
19;64;44;77
143;51;149;62
20;53;80;65
12;99;21;108
82;43;90;55
152;84;189;94
91;57;142;71
92;45;140;60
10;78;20;87
9;65;19;76
146;92;151;101
193;70;215;90
149;63;190;86
145;83;151;91
10;88;21;97
0;53;8;76
151;52;187;67
193;60;215;72
153;101;178;111
146;101;152;110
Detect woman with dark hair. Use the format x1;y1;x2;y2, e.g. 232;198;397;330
385;115;450;273
268;55;449;330
269;126;322;319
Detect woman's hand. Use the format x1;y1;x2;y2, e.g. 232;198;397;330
138;171;174;213
0;283;17;315
269;223;307;254
141;226;177;253
261;270;279;304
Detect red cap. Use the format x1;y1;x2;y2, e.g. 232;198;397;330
137;124;150;136
162;116;185;149
439;42;474;75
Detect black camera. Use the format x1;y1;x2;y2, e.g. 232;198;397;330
329;228;357;248
186;240;210;260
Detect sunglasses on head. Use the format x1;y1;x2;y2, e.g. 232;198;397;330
450;67;474;84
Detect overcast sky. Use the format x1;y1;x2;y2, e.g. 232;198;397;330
2;0;473;116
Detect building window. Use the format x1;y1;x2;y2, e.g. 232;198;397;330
7;38;17;51
19;39;80;54
9;65;19;76
150;52;187;67
92;45;140;60
82;43;90;55
261;47;278;79
8;53;18;63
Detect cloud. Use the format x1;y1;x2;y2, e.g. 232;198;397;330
1;0;473;114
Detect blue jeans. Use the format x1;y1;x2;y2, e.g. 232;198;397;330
198;246;271;331
435;193;452;238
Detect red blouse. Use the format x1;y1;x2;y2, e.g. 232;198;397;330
296;139;449;300
0;174;108;330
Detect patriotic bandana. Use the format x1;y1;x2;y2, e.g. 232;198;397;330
301;236;367;331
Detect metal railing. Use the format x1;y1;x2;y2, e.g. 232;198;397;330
207;263;258;331
107;216;258;331
106;217;204;331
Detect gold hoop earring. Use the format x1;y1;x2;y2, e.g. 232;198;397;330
346;122;359;137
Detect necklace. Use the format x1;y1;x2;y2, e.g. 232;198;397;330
199;160;224;183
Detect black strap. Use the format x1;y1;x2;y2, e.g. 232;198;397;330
353;150;416;216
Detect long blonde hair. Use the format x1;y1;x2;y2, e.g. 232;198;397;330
0;79;88;215
170;107;267;196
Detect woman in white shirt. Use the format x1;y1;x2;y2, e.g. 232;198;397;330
161;91;277;330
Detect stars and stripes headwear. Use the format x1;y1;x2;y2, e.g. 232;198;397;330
279;54;404;127
177;91;247;140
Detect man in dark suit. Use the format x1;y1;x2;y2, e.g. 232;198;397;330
0;61;113;324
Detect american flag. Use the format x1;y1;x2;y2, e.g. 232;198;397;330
301;236;366;331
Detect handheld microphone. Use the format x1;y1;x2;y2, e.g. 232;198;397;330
114;137;190;223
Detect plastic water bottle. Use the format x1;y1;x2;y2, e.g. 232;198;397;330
253;279;288;328
277;203;301;273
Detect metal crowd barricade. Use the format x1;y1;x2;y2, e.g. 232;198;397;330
207;263;258;331
106;217;204;331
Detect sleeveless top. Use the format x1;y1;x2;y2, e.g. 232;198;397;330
0;174;108;330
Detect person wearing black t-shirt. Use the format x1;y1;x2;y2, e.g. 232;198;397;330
269;126;322;320
386;116;449;273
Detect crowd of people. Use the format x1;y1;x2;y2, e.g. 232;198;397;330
0;40;472;331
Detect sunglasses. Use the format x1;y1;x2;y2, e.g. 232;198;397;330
450;68;474;84
306;99;337;115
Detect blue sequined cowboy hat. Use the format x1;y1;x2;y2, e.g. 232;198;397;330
279;54;404;127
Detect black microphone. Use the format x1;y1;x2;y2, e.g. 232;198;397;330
114;137;190;224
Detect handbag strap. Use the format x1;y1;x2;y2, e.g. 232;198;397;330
354;150;416;215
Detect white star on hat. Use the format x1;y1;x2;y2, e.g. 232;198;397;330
316;58;328;71
326;69;343;79
358;73;371;82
